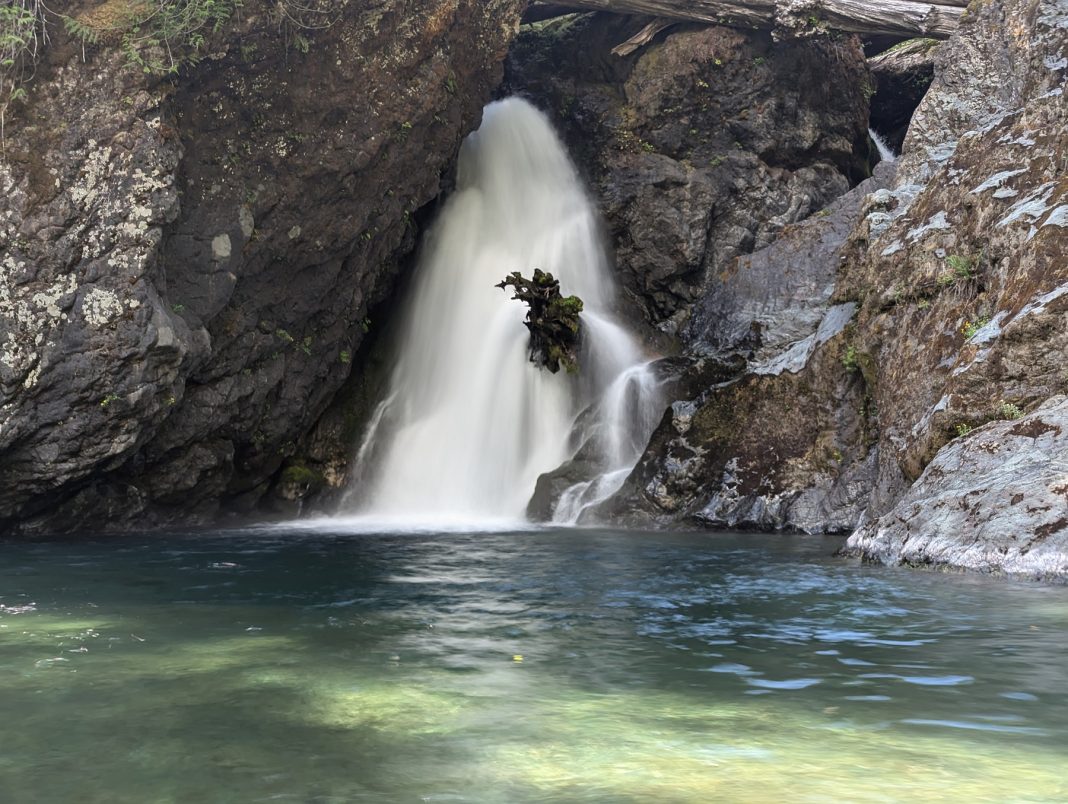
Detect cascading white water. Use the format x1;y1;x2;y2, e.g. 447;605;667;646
869;128;897;163
344;98;661;526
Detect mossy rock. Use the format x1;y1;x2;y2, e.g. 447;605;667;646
274;463;326;501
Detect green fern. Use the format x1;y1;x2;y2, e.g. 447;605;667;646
61;14;100;45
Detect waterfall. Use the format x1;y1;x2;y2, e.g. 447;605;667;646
343;98;662;526
869;128;897;163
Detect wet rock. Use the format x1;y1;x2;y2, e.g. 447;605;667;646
528;353;743;521
527;443;601;521
843;397;1068;580
597;330;877;532
596;161;894;531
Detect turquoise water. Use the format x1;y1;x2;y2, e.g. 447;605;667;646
1;526;1066;802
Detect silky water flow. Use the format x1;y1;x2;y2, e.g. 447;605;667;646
344;98;662;525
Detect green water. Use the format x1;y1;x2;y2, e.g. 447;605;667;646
1;526;1066;803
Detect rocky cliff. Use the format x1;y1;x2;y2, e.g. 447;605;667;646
838;0;1067;576
592;0;1067;579
0;0;522;532
506;13;872;335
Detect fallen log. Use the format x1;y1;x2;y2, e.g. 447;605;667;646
526;0;965;39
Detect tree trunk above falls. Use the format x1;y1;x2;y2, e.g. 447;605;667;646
528;0;965;39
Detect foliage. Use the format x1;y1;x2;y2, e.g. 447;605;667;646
937;253;981;289
841;344;859;372
883;37;939;56
0;0;335;133
996;401;1023;421
497;269;584;374
280;463;320;485
955;423;973;438
0;0;45;148
945;253;976;279
961;315;990;340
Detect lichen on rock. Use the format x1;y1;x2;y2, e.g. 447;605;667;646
0;0;525;532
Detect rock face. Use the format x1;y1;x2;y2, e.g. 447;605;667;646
506;14;871;334
597;164;894;531
0;0;522;532
838;0;1067;526
603;0;1068;577
829;0;1068;575
844;397;1068;581
687;161;895;362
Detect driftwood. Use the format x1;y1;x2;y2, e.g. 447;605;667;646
612;19;678;55
497;270;584;374
526;0;965;39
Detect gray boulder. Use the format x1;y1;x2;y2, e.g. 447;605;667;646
844;396;1068;580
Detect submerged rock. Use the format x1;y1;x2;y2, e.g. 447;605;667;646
843;397;1068;580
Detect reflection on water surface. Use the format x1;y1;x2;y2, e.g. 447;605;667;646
1;527;1066;802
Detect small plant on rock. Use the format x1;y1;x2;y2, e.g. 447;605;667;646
945;254;975;279
841;345;859;372
996;401;1024;421
961;315;990;340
